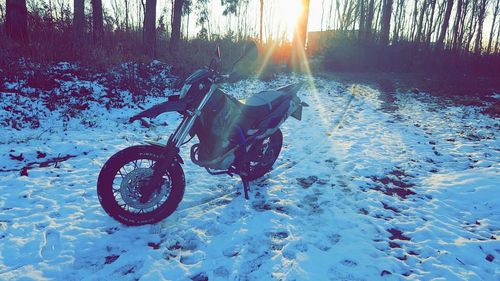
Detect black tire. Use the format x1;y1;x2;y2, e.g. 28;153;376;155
246;129;283;181
97;145;185;226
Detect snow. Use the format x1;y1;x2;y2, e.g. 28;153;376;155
1;64;499;280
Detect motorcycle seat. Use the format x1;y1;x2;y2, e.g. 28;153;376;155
238;91;291;118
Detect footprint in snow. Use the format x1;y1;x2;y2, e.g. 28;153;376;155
327;233;341;245
180;251;205;265
341;259;358;267
40;229;61;260
213;266;230;277
191;272;208;281
296;176;318;188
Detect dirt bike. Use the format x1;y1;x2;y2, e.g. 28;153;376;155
97;44;308;225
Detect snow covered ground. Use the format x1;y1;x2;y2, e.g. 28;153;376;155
0;63;499;280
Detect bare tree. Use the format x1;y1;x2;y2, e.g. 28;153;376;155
364;0;375;40
495;18;500;52
474;0;489;54
92;0;103;41
293;0;310;49
260;0;264;43
170;0;183;51
6;0;28;43
0;2;6;23
110;0;123;30
436;0;454;50
144;0;157;55
392;0;405;42
425;0;437;46
451;0;463;50
73;0;85;44
380;0;393;45
358;0;366;40
124;0;130;31
487;0;499;53
290;0;310;68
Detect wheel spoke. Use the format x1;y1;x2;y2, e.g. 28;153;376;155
118;170;125;178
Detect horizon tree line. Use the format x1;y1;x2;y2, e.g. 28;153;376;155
2;0;500;57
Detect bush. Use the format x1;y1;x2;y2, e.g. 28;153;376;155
322;36;500;76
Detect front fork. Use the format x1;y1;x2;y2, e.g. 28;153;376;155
139;85;217;203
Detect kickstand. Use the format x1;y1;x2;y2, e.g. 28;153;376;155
241;176;250;200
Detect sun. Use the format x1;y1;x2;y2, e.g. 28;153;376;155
284;0;303;30
275;0;303;40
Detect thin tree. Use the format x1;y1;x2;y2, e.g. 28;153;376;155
182;0;192;40
364;0;375;41
380;0;393;45
0;2;5;23
436;0;454;50
415;0;428;43
495;18;500;52
124;0;130;32
92;0;103;41
5;0;28;43
410;0;419;41
260;0;264;43
487;0;499;53
291;0;310;69
143;0;157;56
451;0;463;50
358;0;366;41
170;0;183;51
293;0;310;49
474;0;488;54
425;0;437;46
73;0;85;45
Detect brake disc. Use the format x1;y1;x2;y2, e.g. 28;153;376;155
119;168;170;210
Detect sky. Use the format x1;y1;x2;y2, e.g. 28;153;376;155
6;0;493;42
101;0;326;40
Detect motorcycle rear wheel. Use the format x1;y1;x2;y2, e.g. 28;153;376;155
97;145;185;226
246;129;283;181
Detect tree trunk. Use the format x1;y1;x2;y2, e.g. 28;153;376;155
436;0;454;50
451;0;463;50
143;0;157;56
457;0;470;52
380;0;393;45
92;0;104;42
495;20;500;52
425;0;437;46
291;0;310;69
125;0;130;32
293;0;310;49
170;0;183;51
410;0;419;41
73;0;85;44
474;0;487;54
365;0;375;40
488;0;499;53
392;0;404;42
186;11;190;40
5;0;28;43
465;1;478;52
0;3;6;23
260;0;264;43
358;0;366;41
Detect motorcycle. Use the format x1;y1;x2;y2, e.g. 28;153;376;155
97;44;308;225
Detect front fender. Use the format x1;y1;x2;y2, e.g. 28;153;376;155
130;99;187;122
144;141;184;164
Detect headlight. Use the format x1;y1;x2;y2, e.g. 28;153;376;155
178;84;191;99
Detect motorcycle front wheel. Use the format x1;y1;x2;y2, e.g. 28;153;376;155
97;145;185;226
